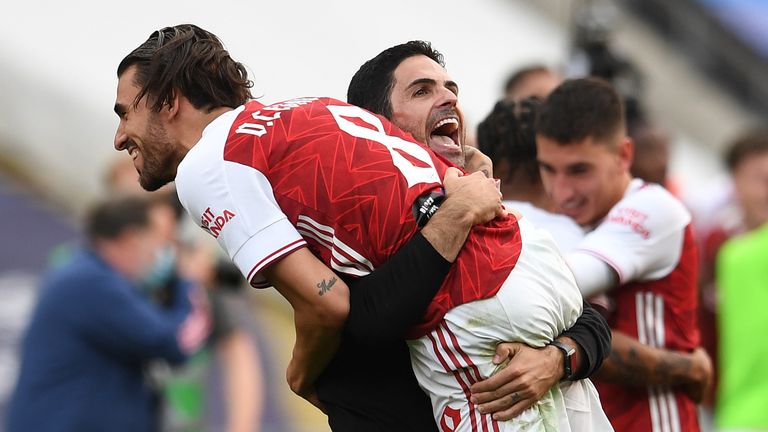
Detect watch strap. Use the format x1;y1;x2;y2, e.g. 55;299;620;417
549;339;576;381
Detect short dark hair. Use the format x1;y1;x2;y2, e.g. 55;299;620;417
117;24;253;113
536;77;624;145
504;65;550;97
477;98;540;183
725;128;768;172
347;41;444;119
85;197;151;244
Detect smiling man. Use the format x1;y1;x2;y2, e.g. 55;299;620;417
536;77;703;432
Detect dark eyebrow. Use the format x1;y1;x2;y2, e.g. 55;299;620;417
406;78;460;95
406;78;437;91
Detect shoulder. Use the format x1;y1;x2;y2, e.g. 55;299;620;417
720;225;768;265
176;107;244;192
604;180;690;238
40;251;129;305
618;180;689;218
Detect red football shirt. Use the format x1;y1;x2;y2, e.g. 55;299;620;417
177;97;522;337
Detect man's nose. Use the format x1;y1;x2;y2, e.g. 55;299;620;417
553;174;576;204
114;123;127;151
436;86;457;108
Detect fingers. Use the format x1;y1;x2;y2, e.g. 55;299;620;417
471;374;524;404
442;166;461;183
493;342;522;364
481;394;536;421
474;386;537;420
469;359;523;395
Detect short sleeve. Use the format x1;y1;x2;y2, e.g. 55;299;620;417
175;110;305;288
573;183;691;284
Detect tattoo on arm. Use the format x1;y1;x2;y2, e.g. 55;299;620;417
317;277;337;296
602;345;694;386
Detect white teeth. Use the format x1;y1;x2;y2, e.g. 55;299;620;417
432;117;459;131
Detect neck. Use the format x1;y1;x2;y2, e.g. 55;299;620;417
93;241;135;281
175;105;235;154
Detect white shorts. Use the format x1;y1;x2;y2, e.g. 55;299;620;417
407;218;613;431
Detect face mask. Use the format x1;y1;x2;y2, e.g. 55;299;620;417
139;245;177;293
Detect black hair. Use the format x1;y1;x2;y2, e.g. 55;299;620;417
85;197;151;244
503;65;551;97
117;24;252;113
725;128;768;172
477;98;541;183
536;77;624;145
347;40;444;118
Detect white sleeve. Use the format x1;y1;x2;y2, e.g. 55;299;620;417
176;149;305;289
573;184;691;285
566;252;618;297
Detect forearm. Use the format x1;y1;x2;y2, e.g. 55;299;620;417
559;300;612;379
420;196;476;262
289;313;342;397
263;248;349;396
345;231;451;344
597;330;698;387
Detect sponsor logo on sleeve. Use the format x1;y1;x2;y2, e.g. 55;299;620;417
201;207;236;238
608;207;651;239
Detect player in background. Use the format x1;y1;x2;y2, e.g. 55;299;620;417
536;77;705;432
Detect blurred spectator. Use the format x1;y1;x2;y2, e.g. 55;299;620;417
177;234;265;432
627;115;682;196
106;155;264;432
6;196;208;432
503;65;562;101
714;221;768;431
697;128;768;411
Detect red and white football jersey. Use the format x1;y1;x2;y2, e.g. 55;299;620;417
572;179;700;432
176;97;522;337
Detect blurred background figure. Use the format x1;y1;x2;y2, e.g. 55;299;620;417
6;196;209;432
695;129;768;422
105;156;267;432
503;66;563;101
715;218;768;432
627;115;673;188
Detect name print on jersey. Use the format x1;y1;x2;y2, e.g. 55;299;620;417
235;97;320;138
608;207;651;239
200;207;236;238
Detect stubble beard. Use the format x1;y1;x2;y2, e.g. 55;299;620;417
139;116;177;192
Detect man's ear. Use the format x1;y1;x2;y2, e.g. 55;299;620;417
618;136;634;171
165;91;181;120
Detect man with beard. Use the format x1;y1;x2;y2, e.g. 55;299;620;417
347;41;611;421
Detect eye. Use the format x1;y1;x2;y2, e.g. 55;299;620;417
413;87;429;97
569;165;590;175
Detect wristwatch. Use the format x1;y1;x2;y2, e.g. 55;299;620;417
549;340;576;381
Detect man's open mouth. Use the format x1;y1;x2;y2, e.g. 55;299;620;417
428;116;461;154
